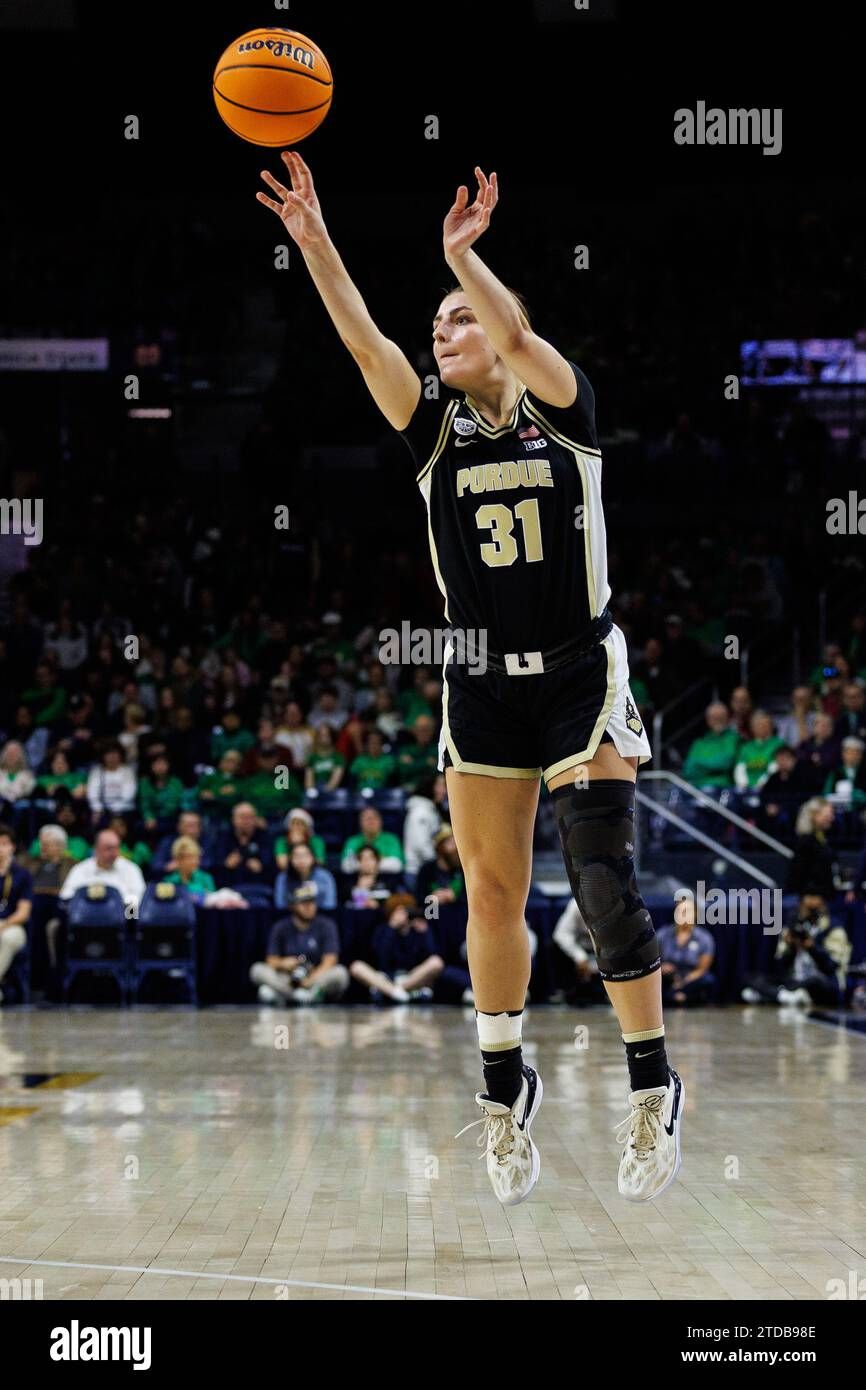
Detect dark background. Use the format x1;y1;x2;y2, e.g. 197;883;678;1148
0;0;864;728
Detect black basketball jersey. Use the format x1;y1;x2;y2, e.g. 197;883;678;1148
398;360;609;654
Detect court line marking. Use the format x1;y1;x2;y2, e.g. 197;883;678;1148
0;1255;469;1300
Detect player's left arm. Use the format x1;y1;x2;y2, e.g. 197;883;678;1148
443;167;577;409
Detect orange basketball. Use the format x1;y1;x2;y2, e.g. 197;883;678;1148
213;28;333;146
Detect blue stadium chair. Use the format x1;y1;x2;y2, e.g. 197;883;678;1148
304;788;354;850
359;788;407;836
232;881;274;909
63;885;128;1004
130;882;197;1004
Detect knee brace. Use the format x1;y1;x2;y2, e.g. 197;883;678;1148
553;778;660;983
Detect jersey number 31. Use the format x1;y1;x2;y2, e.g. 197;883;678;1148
475;499;543;567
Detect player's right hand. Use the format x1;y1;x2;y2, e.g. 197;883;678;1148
257;150;328;249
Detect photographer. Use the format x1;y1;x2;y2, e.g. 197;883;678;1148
657;897;716;1006
249;881;348;1006
741;894;848;1006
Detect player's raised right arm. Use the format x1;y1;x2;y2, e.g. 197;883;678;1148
257;151;421;430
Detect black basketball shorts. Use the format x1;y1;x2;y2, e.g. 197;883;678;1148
439;622;652;786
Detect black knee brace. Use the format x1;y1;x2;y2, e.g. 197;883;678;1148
552;778;660;983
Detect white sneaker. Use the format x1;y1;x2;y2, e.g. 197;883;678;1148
455;1067;543;1206
741;987;762;1003
257;985;282;1005
777;987;812;1007
290;987;320;1005
615;1069;684;1202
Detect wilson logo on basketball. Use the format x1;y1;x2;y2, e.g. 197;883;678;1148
237;38;315;66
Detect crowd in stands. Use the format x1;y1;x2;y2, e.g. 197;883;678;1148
1;586;866;1007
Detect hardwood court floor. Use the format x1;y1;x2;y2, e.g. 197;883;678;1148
0;1003;863;1301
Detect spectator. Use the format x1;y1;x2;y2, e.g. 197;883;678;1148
345;844;392;908
273;700;314;770
86;742;137;820
741;895;845;1006
196;748;245;819
249;882;349;1005
823;737;866;807
20;660;67;727
139;752;187;831
657;897;716;1005
54;692;99;770
373;688;403;742
307;685;346;735
43;611;88;673
153;810;211;876
341;806;404;873
313;610;355;666
210;709;255;764
395;714;439;793
164;705;210;784
415;826;465;907
551;898;604;1004
0;741;37;812
162;836;216;902
733;710;785;790
304;723;346;791
682;703;741;789
349;727;396;792
277;841;337;911
403;772;448;879
274;807;327;872
776;685;818;749
796;712;840;788
785;798;839;900
816;661;847;720
34;748;87;802
398;668;439;726
0;823;32;1004
60;828;146;912
631;638;677;713
106;814;152;871
349;893;444;1002
834;681;866;744
335;708;374;769
117;702;151;769
25;823;76;894
352;661;389;715
27;800;90;863
6;706;49;773
238;718;298;816
216;801;274;887
728;686;754;739
758;746;815;840
23;823;73;977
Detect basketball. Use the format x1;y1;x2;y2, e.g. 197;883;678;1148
212;28;333;146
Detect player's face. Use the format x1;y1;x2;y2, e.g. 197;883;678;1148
432;294;497;387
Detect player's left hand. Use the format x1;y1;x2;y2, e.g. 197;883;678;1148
443;168;498;260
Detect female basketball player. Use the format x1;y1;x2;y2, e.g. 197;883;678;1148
257;152;684;1206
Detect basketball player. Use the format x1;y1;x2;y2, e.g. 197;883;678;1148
257;152;684;1206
